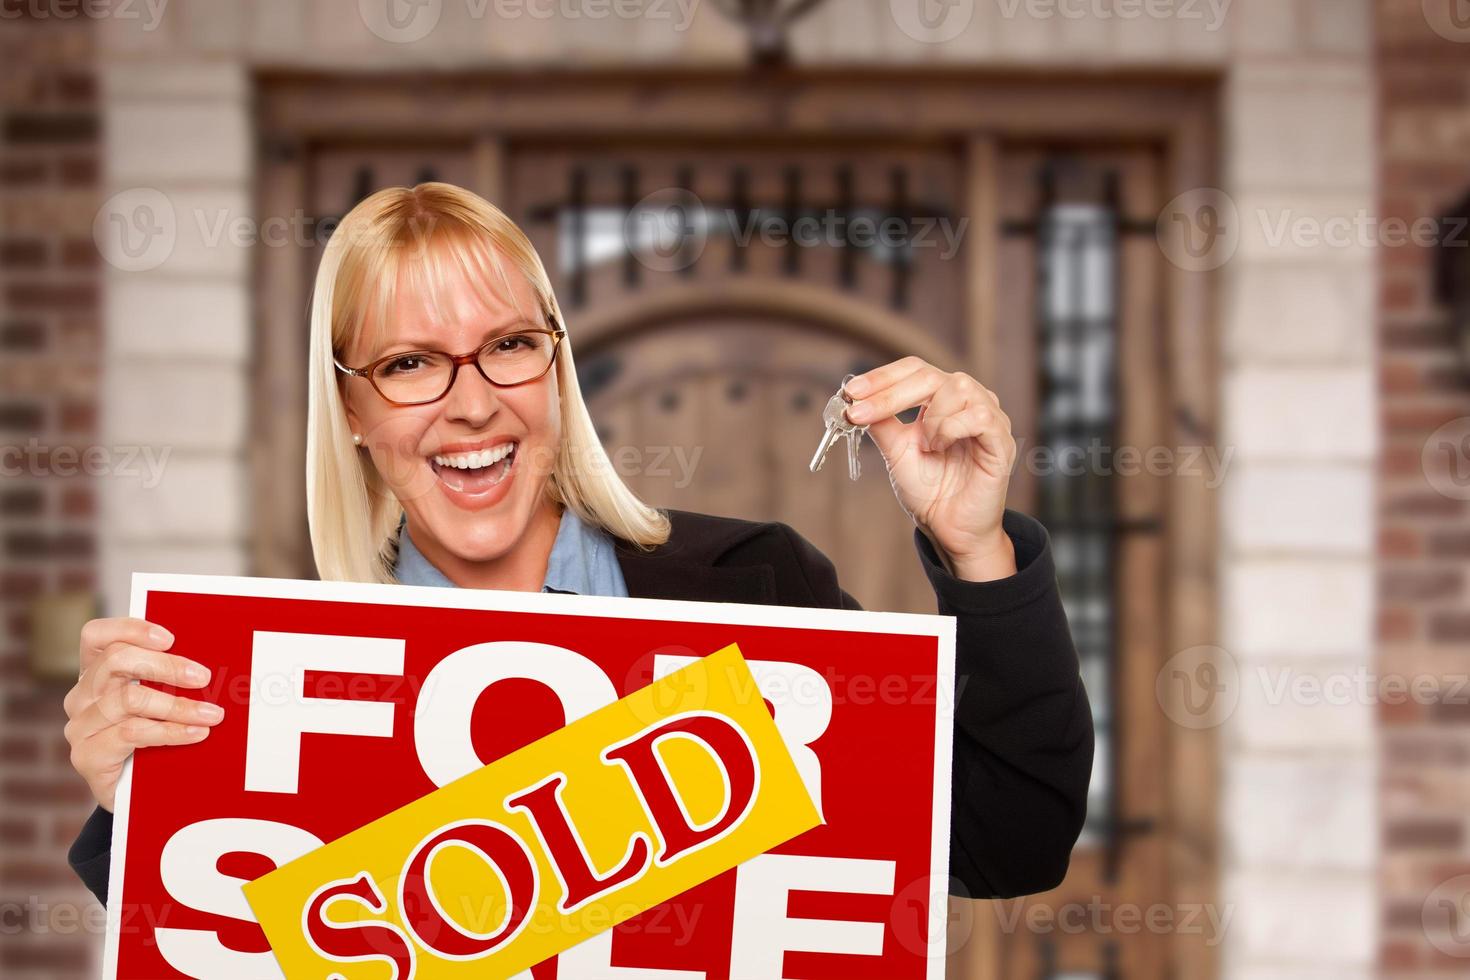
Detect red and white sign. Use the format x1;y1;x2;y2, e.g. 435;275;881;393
105;573;956;979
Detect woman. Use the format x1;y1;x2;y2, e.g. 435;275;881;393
65;183;1093;908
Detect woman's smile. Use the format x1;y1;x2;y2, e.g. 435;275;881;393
428;437;519;508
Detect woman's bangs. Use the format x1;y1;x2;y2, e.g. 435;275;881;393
402;226;533;337
341;219;533;360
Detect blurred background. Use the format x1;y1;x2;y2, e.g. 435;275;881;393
2;0;1468;976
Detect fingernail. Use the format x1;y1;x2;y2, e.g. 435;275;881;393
845;377;868;396
184;725;208;738
184;663;210;685
847;403;868;422
149;625;175;648
198;702;224;723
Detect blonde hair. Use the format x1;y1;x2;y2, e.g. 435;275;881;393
306;182;670;584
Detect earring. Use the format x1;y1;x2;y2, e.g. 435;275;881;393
352;433;363;446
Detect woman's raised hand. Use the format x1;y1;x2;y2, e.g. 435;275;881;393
844;357;1020;583
63;617;222;812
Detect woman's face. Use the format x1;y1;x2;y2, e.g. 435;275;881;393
339;253;561;565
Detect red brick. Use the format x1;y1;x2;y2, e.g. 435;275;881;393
1;777;92;805
59;485;93;519
1381;66;1470;108
1382;359;1422;393
0;319;45;351
1429;611;1470;643
1382;568;1464;601
1425;363;1469;391
60;236;97;267
4;691;64;724
1431;698;1470;723
1385;404;1470;433
51;813;85;847
0;652;28;680
1380;526;1423;558
1381;274;1423;313
1381;444;1423;477
0;943;91;971
0;238;46;267
58;400;95;433
0;570;44;598
1380;606;1418;642
0;735;41;764
0;817;38;845
1385;818;1464;848
7;610;31;639
58;567;95;592
4;529;94;560
1380;939;1419;970
51;70;95;103
1381;162;1470;191
0;400;44;429
0;158;47;184
56;314;98;347
5;282;97;311
0;858;81;886
58;154;96;185
2;112;97;144
1430;529;1470;557
0;486;44;517
1427;945;1470;972
1382;321;1456;350
1383;492;1468;519
1380;695;1423;725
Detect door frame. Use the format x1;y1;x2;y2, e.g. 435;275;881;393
254;68;1222;980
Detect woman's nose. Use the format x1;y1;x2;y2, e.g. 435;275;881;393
440;363;501;427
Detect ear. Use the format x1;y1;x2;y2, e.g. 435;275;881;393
340;378;363;438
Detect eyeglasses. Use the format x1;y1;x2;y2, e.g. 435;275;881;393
334;318;566;407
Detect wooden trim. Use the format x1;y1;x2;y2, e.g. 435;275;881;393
1162;106;1221;980
251;133;311;580
963;135;1000;378
567;278;957;368
472;134;507;203
258;70;1217;144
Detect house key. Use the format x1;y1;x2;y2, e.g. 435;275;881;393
808;375;867;480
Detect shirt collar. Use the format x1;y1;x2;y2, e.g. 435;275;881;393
392;508;619;595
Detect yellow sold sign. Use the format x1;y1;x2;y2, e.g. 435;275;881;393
243;643;820;978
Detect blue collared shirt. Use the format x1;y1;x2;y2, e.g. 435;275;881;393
392;508;630;597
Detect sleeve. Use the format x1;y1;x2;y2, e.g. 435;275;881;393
69;805;115;906
780;509;1094;899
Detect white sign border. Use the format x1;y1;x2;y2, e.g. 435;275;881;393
104;571;957;980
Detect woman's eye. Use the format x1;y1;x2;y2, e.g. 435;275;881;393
494;335;533;352
383;355;426;374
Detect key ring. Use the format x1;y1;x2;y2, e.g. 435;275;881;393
838;374;866;433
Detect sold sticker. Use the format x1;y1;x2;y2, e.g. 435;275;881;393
241;644;819;978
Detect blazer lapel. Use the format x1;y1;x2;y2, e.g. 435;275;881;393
615;550;777;605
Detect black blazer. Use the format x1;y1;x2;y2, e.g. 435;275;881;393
70;508;1093;903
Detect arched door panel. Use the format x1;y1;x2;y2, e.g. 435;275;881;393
580;317;936;615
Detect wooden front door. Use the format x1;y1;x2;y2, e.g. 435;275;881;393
507;144;968;614
255;72;1220;980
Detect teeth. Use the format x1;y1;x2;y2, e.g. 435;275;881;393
432;443;515;470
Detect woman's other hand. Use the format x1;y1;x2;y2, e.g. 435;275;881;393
63;617;220;811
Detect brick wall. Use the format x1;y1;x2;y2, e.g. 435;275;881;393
0;5;105;979
1376;0;1470;974
0;1;1391;976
